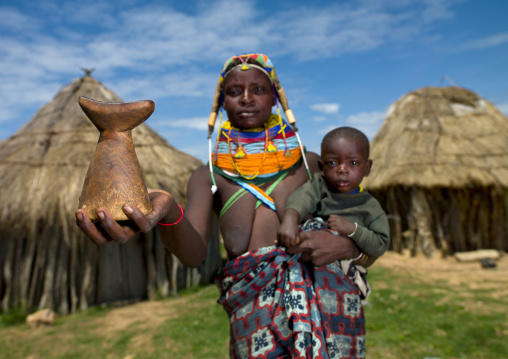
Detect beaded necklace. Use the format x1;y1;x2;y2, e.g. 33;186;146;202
212;115;302;184
226;125;269;180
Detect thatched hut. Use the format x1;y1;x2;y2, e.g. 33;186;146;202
363;86;508;257
0;72;221;314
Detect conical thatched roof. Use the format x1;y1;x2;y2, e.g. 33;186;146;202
0;73;212;314
364;86;508;190
362;86;508;256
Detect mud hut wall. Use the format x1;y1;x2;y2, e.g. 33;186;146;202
369;186;508;256
492;188;507;250
0;75;221;315
0;212;220;314
0;168;218;315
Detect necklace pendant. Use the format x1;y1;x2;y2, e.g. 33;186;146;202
234;145;248;158
266;141;278;153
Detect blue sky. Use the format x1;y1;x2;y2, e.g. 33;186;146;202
1;0;507;162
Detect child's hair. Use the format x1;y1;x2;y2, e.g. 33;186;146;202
321;127;370;158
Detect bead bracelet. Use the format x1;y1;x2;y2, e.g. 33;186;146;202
158;204;184;226
347;222;358;237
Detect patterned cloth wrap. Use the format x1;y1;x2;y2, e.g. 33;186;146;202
300;218;371;300
216;246;366;358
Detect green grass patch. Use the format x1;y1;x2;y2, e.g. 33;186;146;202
365;266;508;359
0;264;506;358
150;286;229;358
0;306;26;327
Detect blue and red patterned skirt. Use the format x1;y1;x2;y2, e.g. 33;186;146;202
216;246;366;358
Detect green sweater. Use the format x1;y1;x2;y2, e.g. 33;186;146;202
286;173;390;257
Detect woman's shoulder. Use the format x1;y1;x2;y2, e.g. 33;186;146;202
305;151;320;171
188;165;214;189
189;164;212;180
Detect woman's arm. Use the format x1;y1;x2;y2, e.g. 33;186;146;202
75;166;214;268
158;166;214;267
286;230;377;268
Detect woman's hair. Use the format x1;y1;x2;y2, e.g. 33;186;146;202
222;57;273;84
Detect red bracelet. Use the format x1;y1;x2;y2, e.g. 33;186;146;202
158;204;184;226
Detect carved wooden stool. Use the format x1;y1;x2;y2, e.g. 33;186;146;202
78;96;153;221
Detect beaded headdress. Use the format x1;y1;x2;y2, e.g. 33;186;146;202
207;53;310;196
208;53;296;138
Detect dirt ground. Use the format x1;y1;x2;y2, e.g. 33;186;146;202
376;250;508;297
5;250;507;359
94;250;508;333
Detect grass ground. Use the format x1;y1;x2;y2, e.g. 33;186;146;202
1;251;507;358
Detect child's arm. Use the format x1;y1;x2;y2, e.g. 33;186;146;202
328;212;390;258
277;208;302;247
327;214;357;237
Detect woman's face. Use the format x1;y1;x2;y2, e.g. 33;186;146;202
222;67;275;130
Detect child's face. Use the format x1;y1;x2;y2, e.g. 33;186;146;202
222;67;275;130
320;137;372;193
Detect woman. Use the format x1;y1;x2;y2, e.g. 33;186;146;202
76;54;370;358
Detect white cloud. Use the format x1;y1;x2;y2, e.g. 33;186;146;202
157;117;209;131
109;72;217;101
346;111;387;138
456;32;508;52
0;8;41;33
0;0;454;78
272;0;456;59
346;111;386;125
311;103;340;114
0;0;465;141
418;0;455;23
0;0;461;77
312;116;327;122
314;110;386;138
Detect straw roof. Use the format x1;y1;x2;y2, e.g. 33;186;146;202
0;72;201;235
363;86;508;190
0;73;203;313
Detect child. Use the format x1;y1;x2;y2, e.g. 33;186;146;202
278;126;390;297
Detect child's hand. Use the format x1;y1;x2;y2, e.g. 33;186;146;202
277;209;302;247
277;221;301;247
327;215;355;236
